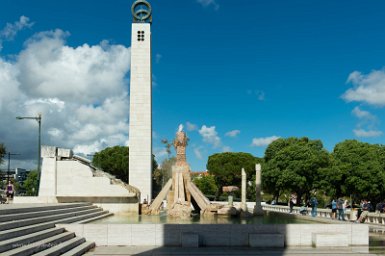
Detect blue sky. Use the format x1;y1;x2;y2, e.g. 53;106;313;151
0;0;385;172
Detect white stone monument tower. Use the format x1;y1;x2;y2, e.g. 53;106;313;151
129;0;153;202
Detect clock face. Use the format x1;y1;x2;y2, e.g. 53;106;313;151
131;0;152;22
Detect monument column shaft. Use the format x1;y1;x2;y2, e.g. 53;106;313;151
129;23;152;202
241;168;247;211
254;164;263;215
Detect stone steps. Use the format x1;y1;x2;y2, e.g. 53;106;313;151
0;208;102;231
0;205;97;222
0;227;65;253
31;236;85;256
75;212;113;224
2;231;75;256
0;203;92;215
0;203;108;255
61;241;95;256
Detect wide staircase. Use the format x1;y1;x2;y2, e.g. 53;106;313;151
0;203;111;255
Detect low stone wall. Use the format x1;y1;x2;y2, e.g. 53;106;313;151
263;204;385;225
59;223;368;247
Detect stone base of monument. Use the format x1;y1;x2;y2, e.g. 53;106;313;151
240;209;253;218
168;202;192;219
216;205;238;216
253;205;264;216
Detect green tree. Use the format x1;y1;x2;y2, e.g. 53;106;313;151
0;143;6;165
153;157;176;195
93;146;158;184
93;146;129;181
324;140;385;203
263;137;330;204
192;174;218;197
23;170;39;196
207;152;261;200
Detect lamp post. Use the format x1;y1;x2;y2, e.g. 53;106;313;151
16;114;42;187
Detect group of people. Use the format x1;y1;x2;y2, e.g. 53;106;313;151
286;194;381;224
356;199;372;223
1;180;15;204
289;194;318;217
330;198;349;221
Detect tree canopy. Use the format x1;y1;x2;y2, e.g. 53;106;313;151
321;140;385;202
92;146;158;185
93;146;129;181
207;152;262;199
153;157;176;196
192;174;218;198
262;137;330;203
23;170;39;196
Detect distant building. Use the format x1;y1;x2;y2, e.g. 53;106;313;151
14;168;28;184
191;170;210;179
0;168;28;184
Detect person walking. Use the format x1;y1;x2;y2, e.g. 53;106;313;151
5;180;15;204
289;198;294;213
337;198;345;221
331;199;337;219
310;196;318;217
357;199;369;223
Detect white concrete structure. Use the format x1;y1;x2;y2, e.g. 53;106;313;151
128;21;153;203
15;146;139;214
60;223;369;247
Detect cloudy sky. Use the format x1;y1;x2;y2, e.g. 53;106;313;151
1;0;385;172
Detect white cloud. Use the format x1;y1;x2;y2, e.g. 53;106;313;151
343;69;385;106
186;121;198;131
155;53;162;64
352;106;375;120
222;146;231;152
353;129;382;138
351;106;382;137
199;125;221;148
194;147;203;160
247;90;265;101
17;29;130;103
225;130;240;137
0;16;33;50
153;147;169;162
0;28;131;168
197;0;219;10
251;136;280;147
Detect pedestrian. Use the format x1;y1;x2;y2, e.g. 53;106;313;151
337;198;345;221
357;199;369;223
6;180;15;204
289;198;294;213
331;199;337;219
310;196;318;217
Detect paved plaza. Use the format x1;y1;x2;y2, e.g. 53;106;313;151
85;245;382;256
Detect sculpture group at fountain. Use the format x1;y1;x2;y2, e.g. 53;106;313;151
144;128;224;218
144;126;264;219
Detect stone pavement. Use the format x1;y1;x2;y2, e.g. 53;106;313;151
85;246;382;256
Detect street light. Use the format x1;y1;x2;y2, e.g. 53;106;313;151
16;114;42;188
